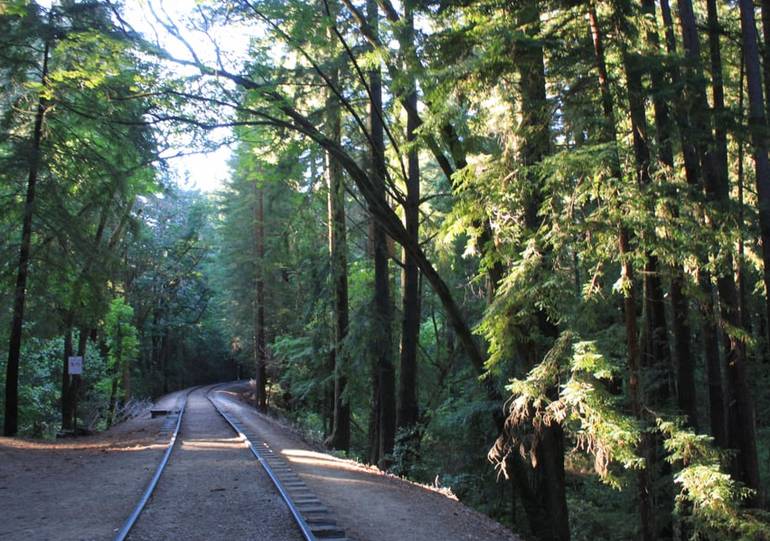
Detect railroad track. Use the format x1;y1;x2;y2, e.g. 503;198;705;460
113;386;195;541
113;383;348;541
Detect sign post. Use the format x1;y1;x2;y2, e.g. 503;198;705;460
68;356;83;432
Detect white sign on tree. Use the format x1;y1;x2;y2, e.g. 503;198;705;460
68;356;83;375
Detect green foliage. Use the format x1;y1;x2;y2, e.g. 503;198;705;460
104;297;139;372
272;334;330;404
0;336;107;437
495;333;643;488
659;420;770;540
3;337;62;437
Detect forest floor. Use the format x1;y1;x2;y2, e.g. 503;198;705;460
0;384;519;541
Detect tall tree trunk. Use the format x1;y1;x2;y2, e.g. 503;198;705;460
761;0;770;116
659;0;725;436
325;1;351;450
588;7;653;539
737;53;751;340
620;8;676;534
3;39;50;437
702;0;730;450
70;329;87;430
513;3;570;539
396;0;421;444
706;0;728;186
254;184;267;411
677;0;761;500
740;0;770;346
643;0;697;428
115;321;124;418
700;271;727;446
368;366;381;465
161;329;171;394
643;0;674;168
736;0;768;501
106;377;118;428
621;10;673;404
658;0;701;185
366;0;395;469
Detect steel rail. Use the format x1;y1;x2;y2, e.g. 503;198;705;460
206;386;317;541
113;387;195;541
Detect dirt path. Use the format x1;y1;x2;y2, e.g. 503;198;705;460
213;385;520;541
0;397;175;540
127;386;303;541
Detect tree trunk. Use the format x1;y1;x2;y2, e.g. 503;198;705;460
706;0;728;189
254;184;267;411
658;0;701;185
324;2;351;449
396;0;421;442
121;316;131;403
699;272;728;447
366;0;395;469
621;12;673;405
737;54;751;343
514;3;570;539
643;0;674;168
71;329;87;428
700;0;732;450
643;0;697;428
669;271;696;421
678;0;760;501
620;10;676;533
761;0;770;116
113;319;124;422
106;377;118;428
740;0;770;344
61;194;115;431
735;0;768;501
3;39;49;437
659;0;727;438
588;7;654;539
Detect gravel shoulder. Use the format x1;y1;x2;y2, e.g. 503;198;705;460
0;396;176;541
215;384;520;541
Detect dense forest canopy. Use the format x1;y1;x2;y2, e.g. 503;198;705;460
4;0;770;539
